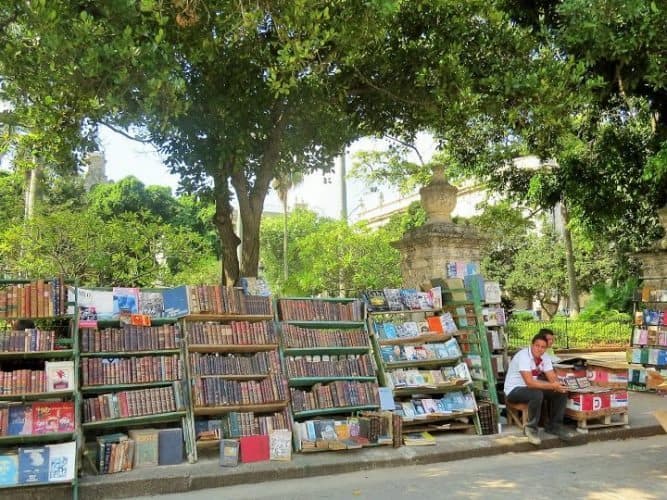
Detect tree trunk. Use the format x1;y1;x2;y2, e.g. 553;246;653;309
25;165;40;220
212;171;241;286
561;200;580;316
282;198;288;282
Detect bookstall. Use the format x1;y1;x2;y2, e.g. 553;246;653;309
366;287;480;441
0;279;79;498
181;284;291;464
277;297;392;452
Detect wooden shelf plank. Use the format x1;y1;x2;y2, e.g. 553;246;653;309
368;308;442;316
384;357;460;370
378;334;453;346
392;381;470;396
288;376;376;387
0;390;74;402
0;432;75;446
292;404;379;419
193;374;268;380
184;314;273;322
193;401;288;416
82;411;186;429
282;321;365;328
0;350;73;360
283;346;370;356
80;349;181;358
81;381;176;393
188;344;278;353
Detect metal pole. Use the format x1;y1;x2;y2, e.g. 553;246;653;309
340;149;348;222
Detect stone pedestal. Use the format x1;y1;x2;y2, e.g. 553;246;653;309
635;206;667;288
392;166;485;288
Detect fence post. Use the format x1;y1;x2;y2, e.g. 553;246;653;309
565;316;570;350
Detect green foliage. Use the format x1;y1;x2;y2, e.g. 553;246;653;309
507;318;631;349
578;279;639;322
382;201;427;237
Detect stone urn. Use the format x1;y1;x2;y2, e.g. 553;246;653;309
419;165;458;224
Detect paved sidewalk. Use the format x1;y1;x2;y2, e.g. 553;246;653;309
23;389;662;500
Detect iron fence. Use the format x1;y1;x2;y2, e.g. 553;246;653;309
506;319;632;350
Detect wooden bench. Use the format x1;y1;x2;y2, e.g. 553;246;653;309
505;401;529;428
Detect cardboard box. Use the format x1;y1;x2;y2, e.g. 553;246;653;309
567;393;610;412
610;391;628;409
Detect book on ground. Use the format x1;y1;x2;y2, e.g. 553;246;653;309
269;429;292;462
158;428;183;465
128;428;159;468
220;439;239;467
239;435;270;463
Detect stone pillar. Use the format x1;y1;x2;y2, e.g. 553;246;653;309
635;205;667;288
391;166;486;288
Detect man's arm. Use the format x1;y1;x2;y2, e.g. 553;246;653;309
520;370;568;392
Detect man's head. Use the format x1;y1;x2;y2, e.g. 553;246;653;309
538;328;555;348
530;332;549;359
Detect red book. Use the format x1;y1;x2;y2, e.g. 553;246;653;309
239;435;270;463
427;316;444;334
32;401;75;434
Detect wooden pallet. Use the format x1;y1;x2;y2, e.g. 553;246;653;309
565;407;629;434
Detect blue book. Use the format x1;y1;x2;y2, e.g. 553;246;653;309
158;428;183;465
8;405;31;436
382;323;398;339
162;286;189;318
0;453;18;486
18;446;49;484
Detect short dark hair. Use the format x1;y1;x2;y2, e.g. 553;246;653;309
531;332;549;344
538;328;555;337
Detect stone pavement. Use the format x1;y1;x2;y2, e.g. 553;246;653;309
25;389;661;500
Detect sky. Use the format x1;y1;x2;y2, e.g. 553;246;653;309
98;127;437;220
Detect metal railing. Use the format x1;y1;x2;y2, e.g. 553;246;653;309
506;319;632;350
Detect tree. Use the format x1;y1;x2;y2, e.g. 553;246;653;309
271;171;304;282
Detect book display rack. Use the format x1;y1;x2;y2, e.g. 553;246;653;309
0;278;80;498
628;286;667;391
182;289;290;462
277;297;384;452
367;289;480;438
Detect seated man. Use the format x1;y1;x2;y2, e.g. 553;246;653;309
504;332;573;445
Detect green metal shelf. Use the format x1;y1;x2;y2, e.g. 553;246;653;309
0;349;73;359
401;410;476;425
0;390;74;402
81;411;186;429
292;404;379;419
80;349;181;358
377;334;454;346
392;381;470;396
193;373;268;380
81;381;176;393
279;296;360;303
384;357;460;370
367;308;442;316
282;320;365;328
193;401;288;416
288;376;377;387
0;431;75;446
187;343;278;353
283;346;370;356
183;314;273;322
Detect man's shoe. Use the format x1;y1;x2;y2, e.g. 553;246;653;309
523;427;541;446
545;425;576;442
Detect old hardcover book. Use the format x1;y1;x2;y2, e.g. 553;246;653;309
239;434;269;463
220;439;239;467
128;428;159;468
158;428;183;465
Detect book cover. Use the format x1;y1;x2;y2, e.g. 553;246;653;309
47;441;76;483
140;291;165;318
484;281;502;304
162;286;189;318
112;287;140;317
8;405;32;436
220;439;239;467
269;429;292;461
429;286;443;310
378;387;395;411
45;361;75;393
128;429;159;467
426;316;444;333
0;453;18;486
382;323;398;339
32;402;75;434
239;435;270;463
18;446;49;484
363;290;389;312
383;289;404;311
158;428;183;465
75;288;114;320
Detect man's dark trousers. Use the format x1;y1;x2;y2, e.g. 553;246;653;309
507;387;568;430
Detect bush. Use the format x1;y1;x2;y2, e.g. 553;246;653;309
506;318;631;349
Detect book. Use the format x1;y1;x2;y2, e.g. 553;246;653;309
162;286;190;317
363;290;389;312
378;387;395;411
112;287;140;317
128;429;159;468
140;291;165;318
46;441;76;483
239;435;270;463
383;289;403;311
269;429;292;461
220;439;239;467
76;288;114;320
44;361;75;393
32;402;75;434
0;453;18;486
8;405;32;436
403;431;436;446
18;445;49;484
158;428;183;465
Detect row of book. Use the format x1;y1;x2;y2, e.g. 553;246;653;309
394;391;478;419
0;402;75;436
217;408;292;439
379;339;462;364
637;287;667;303
280;324;368;348
0;328;57;352
627;347;667;366
186;320;278;345
0;369;48;395
385;363;471;389
0;441;76;486
631;326;667;347
278;299;364;322
362;287;442;313
81;355;182;386
0;279;66;319
289;381;380;412
374;313;459;339
293;412;396;451
82;383;184;423
284;354;375;379
188;350;281;377
97;428;183;474
634;309;667;326
192;375;289;407
80;324;181;353
187;285;273;316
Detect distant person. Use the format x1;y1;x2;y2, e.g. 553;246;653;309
541;328;561;363
504;332;574;445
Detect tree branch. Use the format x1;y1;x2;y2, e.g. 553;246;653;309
384;135;425;166
99;122;153;144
